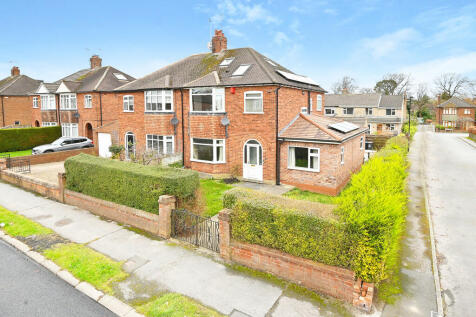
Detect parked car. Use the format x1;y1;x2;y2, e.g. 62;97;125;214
32;137;93;155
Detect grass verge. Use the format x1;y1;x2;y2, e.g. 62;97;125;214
0;206;52;237
200;179;232;217
43;243;128;294
0;149;32;157
136;293;224;317
283;188;335;204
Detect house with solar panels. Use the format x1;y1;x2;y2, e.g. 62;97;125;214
97;30;366;195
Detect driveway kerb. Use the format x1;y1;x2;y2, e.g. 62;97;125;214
0;229;145;317
459;136;476;149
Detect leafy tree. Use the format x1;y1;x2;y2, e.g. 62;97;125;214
374;79;398;95
374;73;411;95
331;76;358;94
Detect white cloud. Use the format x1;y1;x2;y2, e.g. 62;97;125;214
216;0;279;25
274;32;289;45
290;20;301;35
227;28;245;38
323;8;337;15
362;28;419;58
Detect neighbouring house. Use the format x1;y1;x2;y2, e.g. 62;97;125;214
32;55;134;142
436;96;476;131
0;66;41;128
102;29;365;194
324;93;406;135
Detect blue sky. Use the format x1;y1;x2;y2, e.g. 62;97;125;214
1;0;475;94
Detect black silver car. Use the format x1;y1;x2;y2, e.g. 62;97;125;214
32;137;93;155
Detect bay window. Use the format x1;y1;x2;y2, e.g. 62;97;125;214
146;135;174;154
145;90;173;112
244;91;263;113
123;95;134;112
191;138;225;163
61;123;78;137
60;94;77;110
40;94;56;110
288;147;320;172
191;88;224;112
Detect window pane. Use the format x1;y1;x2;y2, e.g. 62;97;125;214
249;146;258;164
193;144;213;161
166;141;173;154
294;147;308;168
192;95;213;111
165;94;172;111
192;88;212;94
214;94;224;112
310;155;319;170
245;98;262;112
193;138;213;144
216;145;224;162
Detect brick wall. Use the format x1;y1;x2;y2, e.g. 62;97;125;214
0;169;61;200
27;148;95;165
0;95;33;127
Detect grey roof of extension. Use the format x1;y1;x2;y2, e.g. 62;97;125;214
55;66;135;93
437;96;476;108
115;47;326;92
326;93;404;108
0;75;42;96
41;83;60;93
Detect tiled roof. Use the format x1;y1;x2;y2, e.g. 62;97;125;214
116;47;326;92
279;113;367;142
326;93;404;109
437;96;476;108
0;75;42;96
379;95;404;108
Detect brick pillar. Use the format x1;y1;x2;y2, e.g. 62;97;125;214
158;195;176;239
218;209;232;261
0;158;7;170
352;278;374;312
57;172;66;203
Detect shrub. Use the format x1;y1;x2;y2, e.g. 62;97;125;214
64;154;199;213
108;144;124;159
0;126;61;152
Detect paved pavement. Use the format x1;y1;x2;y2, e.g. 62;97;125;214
0;181;350;317
422;132;476;316
0;239;116;317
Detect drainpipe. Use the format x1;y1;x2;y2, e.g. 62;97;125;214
1;96;5;127
275;87;281;185
56;94;61;126
180;89;185;164
307;91;311;114
99;92;103;126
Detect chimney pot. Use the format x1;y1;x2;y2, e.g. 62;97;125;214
11;66;20;76
90;55;102;69
211;29;227;53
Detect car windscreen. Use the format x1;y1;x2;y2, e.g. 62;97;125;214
52;138;65;145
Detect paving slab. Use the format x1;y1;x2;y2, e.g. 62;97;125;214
271;296;321;317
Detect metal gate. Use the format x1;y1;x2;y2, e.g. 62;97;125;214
171;209;220;252
8;157;30;173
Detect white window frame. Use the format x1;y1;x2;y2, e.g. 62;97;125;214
386;108;396;116
146;134;174;155
325;107;335;115
317;95;322;111
123;95;134;112
287;146;320;172
244;91;263;114
191;138;225;164
232;64;251;76
309;96;313;112
340;146;345;165
464;109;470;114
61;123;78;137
84;95;92;108
366;107;373;115
343;107;354;115
40;94;56;110
190;87;225;113
386;124;395;131
360;136;364;150
33;97;38;108
42;122;57;127
301;107;308;114
144;90;173;112
60;93;77;110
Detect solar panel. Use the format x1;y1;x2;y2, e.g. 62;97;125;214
276;70;318;86
328;121;359;133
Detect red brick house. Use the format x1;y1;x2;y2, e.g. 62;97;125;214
33;55;134;143
0;66;41;127
436;96;476;131
103;30;365;195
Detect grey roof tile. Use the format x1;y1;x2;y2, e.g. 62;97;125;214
325;93;381;107
379;95;404;108
437;96;476;108
0;75;42;96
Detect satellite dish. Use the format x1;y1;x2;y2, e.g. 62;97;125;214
170;117;179;126
221;117;230;127
73;112;80;118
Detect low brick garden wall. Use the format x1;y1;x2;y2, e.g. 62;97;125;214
469;127;476;142
27;148;95;165
0;169;61;201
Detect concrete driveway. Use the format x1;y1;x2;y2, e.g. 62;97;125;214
422;132;476;316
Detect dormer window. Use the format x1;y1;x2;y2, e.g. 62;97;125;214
219;58;234;67
232;64;251;76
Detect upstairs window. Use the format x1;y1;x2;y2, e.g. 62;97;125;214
288;147;320;172
191;88;224;112
386;108;396;116
343;107;354;115
366;108;373;115
84;95;92;108
244;91;263;113
325;108;335;115
41;95;56;110
232;64;251;76
443;108;456;115
145;90;173;112
317;95;322;111
360;136;364;150
33;97;38;108
341;147;345;165
60;94;77;110
123;95;134;112
464;109;470;114
309;96;313;112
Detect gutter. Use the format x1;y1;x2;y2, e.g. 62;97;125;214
275;87;281;185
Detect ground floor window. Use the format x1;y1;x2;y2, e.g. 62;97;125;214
443;121;454;127
42;122;57;127
191;138;225;163
62;123;78;137
386;124;395;130
146;135;174;154
288;146;320;172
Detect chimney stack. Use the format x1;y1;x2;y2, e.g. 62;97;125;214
211;30;227;53
11;66;20;76
437;94;441;105
342;87;349;95
90;55;102;69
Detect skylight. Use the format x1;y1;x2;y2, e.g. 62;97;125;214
328;121;359;133
276;70;318;86
113;73;127;80
266;59;277;66
220;57;235;67
232;64;251;76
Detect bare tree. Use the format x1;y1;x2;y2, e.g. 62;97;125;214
434;73;470;99
359;87;374;94
374;73;411;95
331;76;358;94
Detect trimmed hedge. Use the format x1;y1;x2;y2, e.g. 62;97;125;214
223;188;355;267
0;126;61;152
65;154;199;213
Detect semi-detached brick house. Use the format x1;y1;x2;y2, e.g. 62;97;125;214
32;55;134;143
436;96;475;131
0;66;41;127
104;30;365;195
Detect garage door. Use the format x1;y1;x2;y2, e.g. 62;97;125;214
98;133;112;158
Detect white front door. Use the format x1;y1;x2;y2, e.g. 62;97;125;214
243;140;263;181
98;133;112;158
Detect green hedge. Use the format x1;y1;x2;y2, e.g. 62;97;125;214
223;188;355;267
0;126;61;152
65;154;199;213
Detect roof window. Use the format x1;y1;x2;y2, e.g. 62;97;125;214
219;57;235;67
232;64;251;76
113;73;127;80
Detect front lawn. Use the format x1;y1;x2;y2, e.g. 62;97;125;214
283;188;335;204
200;179;233;217
0;206;52;237
0;149;32;157
136;293;223;317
